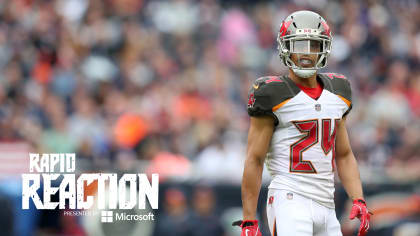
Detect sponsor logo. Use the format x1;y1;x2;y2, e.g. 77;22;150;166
102;211;113;223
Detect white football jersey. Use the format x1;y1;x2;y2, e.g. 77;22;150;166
247;73;352;208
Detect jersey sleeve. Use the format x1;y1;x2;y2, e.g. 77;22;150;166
320;73;352;117
247;78;277;124
333;74;352;117
247;76;293;126
341;79;352;117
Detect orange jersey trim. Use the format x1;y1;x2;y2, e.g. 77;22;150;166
272;99;291;112
338;95;351;107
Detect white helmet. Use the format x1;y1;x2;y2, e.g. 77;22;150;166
277;10;332;78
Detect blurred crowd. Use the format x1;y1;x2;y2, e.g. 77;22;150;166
0;0;419;235
1;0;419;183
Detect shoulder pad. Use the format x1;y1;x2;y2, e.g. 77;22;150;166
318;73;352;103
247;76;296;121
319;73;352;116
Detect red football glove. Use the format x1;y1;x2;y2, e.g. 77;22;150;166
349;199;372;236
232;220;262;236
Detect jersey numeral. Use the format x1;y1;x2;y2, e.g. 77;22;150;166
290;119;339;173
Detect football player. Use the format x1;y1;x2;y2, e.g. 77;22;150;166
233;10;371;236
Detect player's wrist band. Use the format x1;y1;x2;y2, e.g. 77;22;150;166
242;220;258;227
353;198;366;205
232;220;259;227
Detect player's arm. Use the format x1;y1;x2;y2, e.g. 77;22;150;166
242;115;274;220
336;116;371;236
335;116;364;200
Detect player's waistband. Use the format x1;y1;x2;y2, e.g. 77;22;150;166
268;174;335;209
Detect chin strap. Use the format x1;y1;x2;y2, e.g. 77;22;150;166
292;68;316;78
286;56;317;78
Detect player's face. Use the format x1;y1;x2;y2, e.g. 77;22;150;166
289;39;321;68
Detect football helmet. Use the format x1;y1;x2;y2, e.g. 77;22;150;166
277;10;332;78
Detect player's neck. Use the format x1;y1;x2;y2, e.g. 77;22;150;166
288;70;318;88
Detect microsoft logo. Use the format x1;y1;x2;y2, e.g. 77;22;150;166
101;211;113;223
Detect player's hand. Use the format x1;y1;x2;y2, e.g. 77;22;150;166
232;220;262;236
349;199;372;236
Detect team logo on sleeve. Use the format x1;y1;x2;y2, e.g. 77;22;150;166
248;93;256;108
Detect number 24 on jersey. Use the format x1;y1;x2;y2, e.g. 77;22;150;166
289;119;339;173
